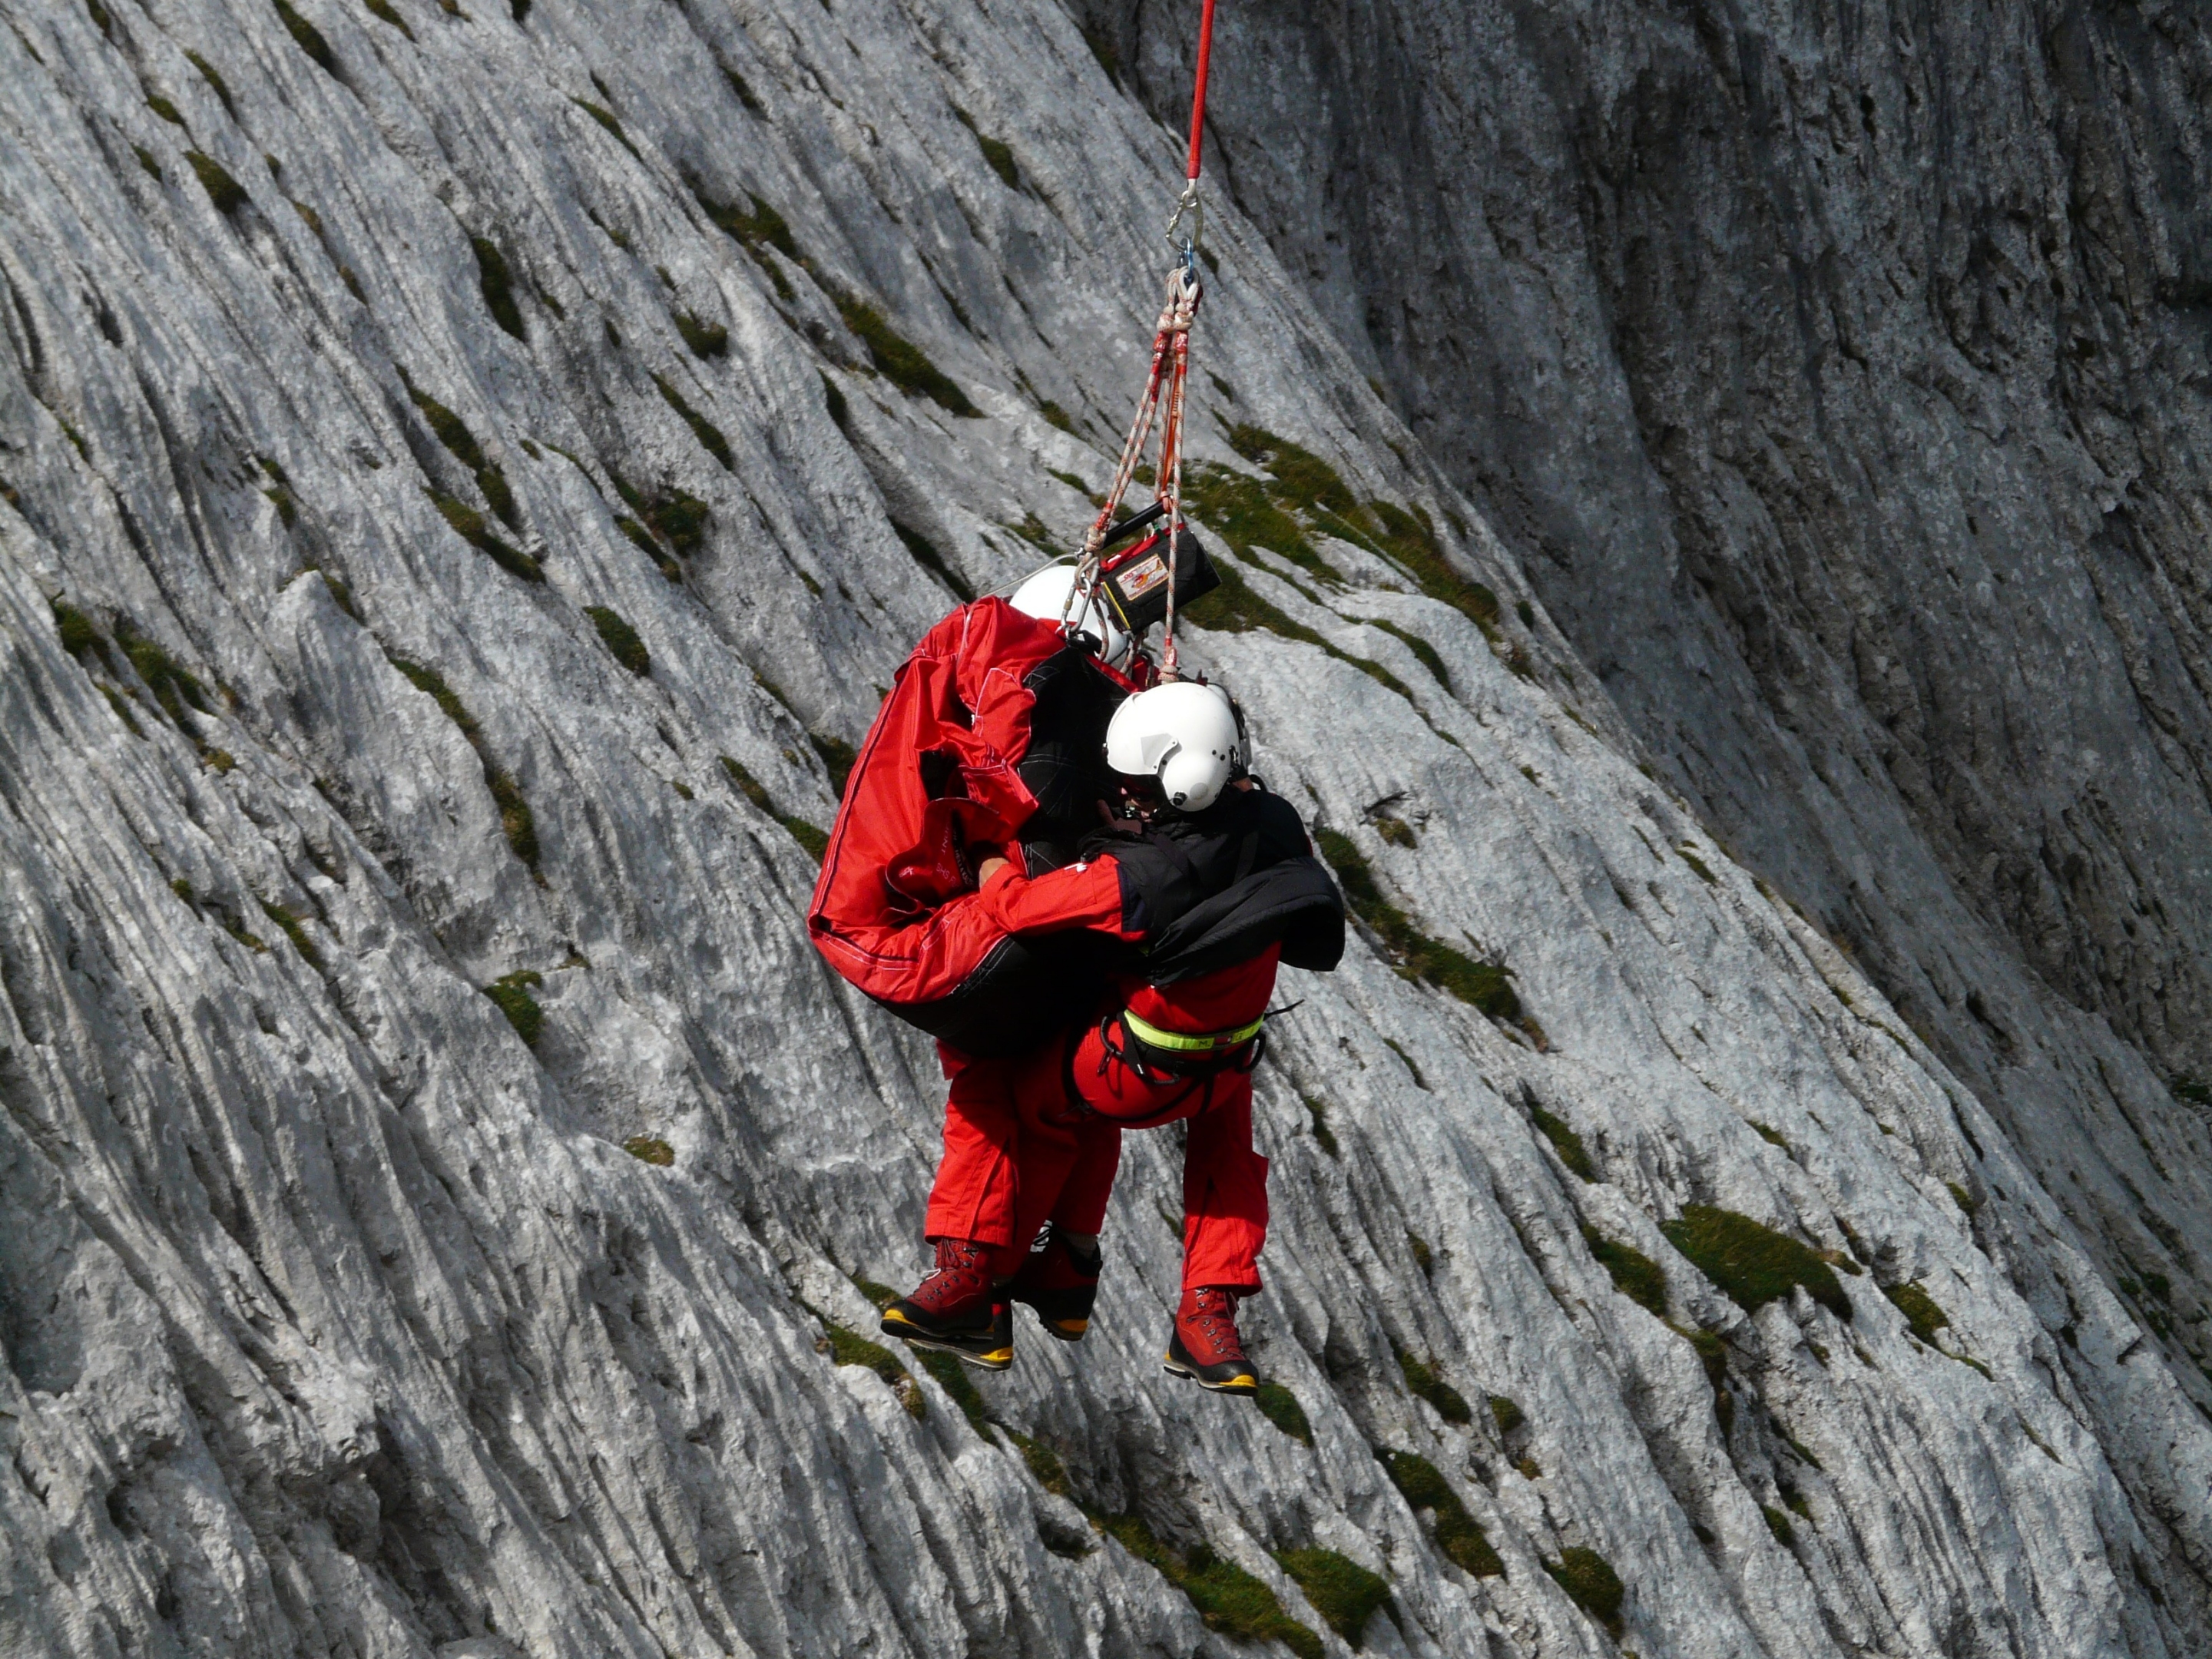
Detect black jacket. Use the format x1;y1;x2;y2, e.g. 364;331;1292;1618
1082;786;1346;984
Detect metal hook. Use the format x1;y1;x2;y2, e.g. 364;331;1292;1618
1163;179;1203;255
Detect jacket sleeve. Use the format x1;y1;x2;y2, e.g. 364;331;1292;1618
978;857;1140;939
951;605;1047;833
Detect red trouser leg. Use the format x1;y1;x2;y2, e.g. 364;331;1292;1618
1065;1024;1269;1293
1180;1071;1267;1293
922;1054;1022;1253
926;1042;1121;1275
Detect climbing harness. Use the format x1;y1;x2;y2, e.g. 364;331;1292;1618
1062;0;1220;684
1098;1004;1267;1084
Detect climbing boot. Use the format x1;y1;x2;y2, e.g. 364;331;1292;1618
880;1240;1014;1370
1162;1286;1259;1393
1008;1225;1102;1342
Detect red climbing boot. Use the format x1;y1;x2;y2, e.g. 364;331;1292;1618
1008;1225;1102;1341
1163;1286;1258;1393
880;1240;1014;1370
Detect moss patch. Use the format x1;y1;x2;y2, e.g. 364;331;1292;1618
584;605;649;676
952;107;1020;189
1543;1546;1624;1636
472;237;525;340
696;188;800;297
1488;1393;1525;1435
1316;830;1522;1021
1302;1094;1339;1158
1883;1280;1950;1344
401;371;521;530
483;969;545;1045
809;732;858;799
1529;1103;1594;1179
1584;1227;1666;1315
258;900;321;970
647;491;710;555
365;0;415;38
834;296;978;416
186;152;247;214
113;620;212;724
1098;1516;1320;1659
429;492;539;581
1396;1348;1471;1423
52;600;101;660
1275;1548;1392;1648
569;98;641;161
1661;1206;1850;1320
651;373;734;469
1253;1381;1311;1445
892;524;972;601
273;0;337;72
623;1135;674;1166
1763;1505;1795;1546
912;1350;988;1432
184;53;237;119
675;309;728;359
1407;1230;1434;1275
720;756;828;861
389;657;539;869
1382;1449;1502;1577
823;1324;922;1419
1364;617;1451;690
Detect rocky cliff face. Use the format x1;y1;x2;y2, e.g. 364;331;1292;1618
1;1;2207;1656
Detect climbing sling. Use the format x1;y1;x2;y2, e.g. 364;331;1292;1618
1058;0;1223;683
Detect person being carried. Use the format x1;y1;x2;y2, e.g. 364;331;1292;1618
882;680;1344;1388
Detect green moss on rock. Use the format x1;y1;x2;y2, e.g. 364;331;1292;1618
675;309;728;359
584;605;649;676
1275;1548;1392;1648
1395;1348;1472;1423
719;756;827;861
1316;830;1522;1021
186;151;247;214
624;1135;674;1166
429;491;539;581
1382;1449;1502;1577
1584;1227;1667;1316
1883;1280;1950;1343
834;296;978;416
1096;1515;1320;1659
258;900;321;970
1544;1546;1624;1636
472;237;525;340
113;620;212;724
273;0;337;73
1253;1380;1311;1445
651;373;734;469
1529;1103;1594;1179
483;969;545;1045
1662;1205;1851;1320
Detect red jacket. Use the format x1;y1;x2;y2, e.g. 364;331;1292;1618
806;600;1135;1034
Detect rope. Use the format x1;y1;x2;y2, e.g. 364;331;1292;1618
1063;1;1219;682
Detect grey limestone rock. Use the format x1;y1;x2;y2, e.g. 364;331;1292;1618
0;0;2207;1655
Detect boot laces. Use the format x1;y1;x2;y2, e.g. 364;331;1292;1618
1185;1288;1245;1359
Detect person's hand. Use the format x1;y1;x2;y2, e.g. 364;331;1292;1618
975;855;1011;885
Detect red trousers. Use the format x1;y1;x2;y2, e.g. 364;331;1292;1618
923;952;1277;1292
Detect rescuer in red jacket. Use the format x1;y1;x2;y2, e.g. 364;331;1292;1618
880;681;1344;1387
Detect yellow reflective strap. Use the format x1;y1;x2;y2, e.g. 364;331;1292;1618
1121;1008;1264;1053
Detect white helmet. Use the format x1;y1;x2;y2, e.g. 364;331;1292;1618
1008;565;1133;669
1105;681;1243;812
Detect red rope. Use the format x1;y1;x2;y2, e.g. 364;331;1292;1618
1184;0;1217;180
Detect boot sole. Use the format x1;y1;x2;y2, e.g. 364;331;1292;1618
879;1308;1013;1371
1022;1312;1088;1342
1161;1353;1259;1392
